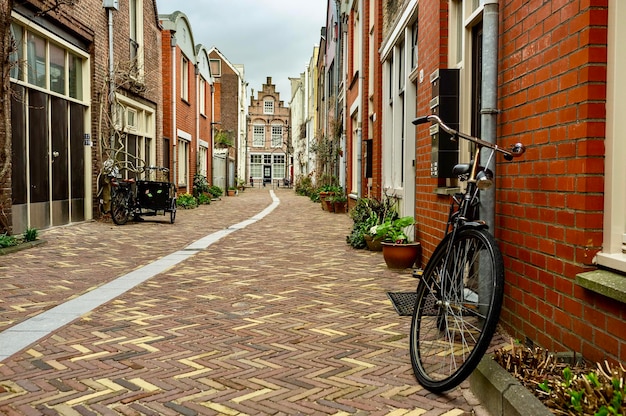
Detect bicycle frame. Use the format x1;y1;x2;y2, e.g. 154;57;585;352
413;114;525;233
409;114;525;392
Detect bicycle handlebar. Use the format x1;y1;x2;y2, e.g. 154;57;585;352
413;115;525;160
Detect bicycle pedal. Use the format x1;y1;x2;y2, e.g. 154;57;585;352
412;268;423;278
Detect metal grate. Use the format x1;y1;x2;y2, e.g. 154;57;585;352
386;292;417;316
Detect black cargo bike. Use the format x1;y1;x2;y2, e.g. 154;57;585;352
110;166;177;225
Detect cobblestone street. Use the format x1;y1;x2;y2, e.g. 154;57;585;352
0;188;488;415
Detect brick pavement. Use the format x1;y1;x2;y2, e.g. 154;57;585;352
0;188;492;415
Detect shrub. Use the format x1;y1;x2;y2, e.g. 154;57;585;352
0;233;18;248
176;193;198;209
23;227;38;242
192;173;210;197
207;185;223;198
196;193;211;205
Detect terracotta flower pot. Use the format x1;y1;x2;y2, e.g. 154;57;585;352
364;234;383;251
381;242;422;269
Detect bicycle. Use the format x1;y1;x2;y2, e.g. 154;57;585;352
409;115;525;392
110;166;176;225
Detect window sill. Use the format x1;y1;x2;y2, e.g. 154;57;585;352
576;269;626;304
434;187;460;195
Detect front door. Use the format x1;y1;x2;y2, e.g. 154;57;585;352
10;86;86;233
263;165;272;185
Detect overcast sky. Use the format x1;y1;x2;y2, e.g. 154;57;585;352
155;0;328;106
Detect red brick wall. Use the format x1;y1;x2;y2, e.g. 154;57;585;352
497;0;614;363
413;0;618;364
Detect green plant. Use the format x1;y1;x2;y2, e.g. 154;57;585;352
214;130;234;148
372;216;415;244
196;193;211;205
0;233;18;248
346;196;399;249
207;185;223;198
23;227;38;242
192;173;210;197
330;193;347;203
176;193;198;209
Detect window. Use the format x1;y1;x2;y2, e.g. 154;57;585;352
250;154;262;178
10;23;23;80
27;32;46;88
199;78;206;116
128;0;143;78
198;145;208;177
177;138;189;186
398;42;405;91
68;53;83;99
388;57;394;101
11;20;86;100
49;42;65;94
271;125;283;147
253;125;264;147
264;100;274;115
181;56;189;101
411;20;419;70
114;96;157;172
210;59;221;77
352;8;360;76
273;154;285;179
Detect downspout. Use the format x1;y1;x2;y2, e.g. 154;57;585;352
356;0;364;198
107;8;115;151
480;0;499;230
195;64;200;190
170;33;177;187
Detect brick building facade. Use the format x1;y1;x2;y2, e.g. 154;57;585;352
5;0;163;232
320;0;625;365
247;77;291;187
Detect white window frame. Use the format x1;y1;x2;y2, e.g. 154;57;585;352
199;77;206;116
264;100;274;115
181;55;189;102
271;125;283;148
250;154;262;178
597;0;626;273
177;130;191;187
253;125;265;147
129;0;144;80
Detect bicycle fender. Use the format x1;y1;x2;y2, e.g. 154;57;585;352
460;221;489;231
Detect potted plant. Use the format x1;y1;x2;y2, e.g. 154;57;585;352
227;186;237;196
332;193;347;213
346;196;399;251
373;216;421;269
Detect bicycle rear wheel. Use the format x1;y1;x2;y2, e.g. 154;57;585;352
111;188;131;225
410;227;504;392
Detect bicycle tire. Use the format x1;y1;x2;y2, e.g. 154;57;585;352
409;227;504;392
111;188;131;225
170;198;176;224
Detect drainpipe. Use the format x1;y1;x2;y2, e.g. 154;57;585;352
107;7;115;151
170;33;177;187
356;0;364;198
480;0;499;231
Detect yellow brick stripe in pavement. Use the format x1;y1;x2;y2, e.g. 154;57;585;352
0;188;500;415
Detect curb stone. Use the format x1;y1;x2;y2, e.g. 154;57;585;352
0;239;46;256
470;355;553;416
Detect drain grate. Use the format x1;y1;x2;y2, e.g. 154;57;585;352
387;292;417;316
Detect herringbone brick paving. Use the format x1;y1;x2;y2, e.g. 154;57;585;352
0;188;500;415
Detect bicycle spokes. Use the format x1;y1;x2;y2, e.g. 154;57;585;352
410;228;504;392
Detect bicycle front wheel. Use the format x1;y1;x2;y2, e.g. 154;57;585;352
111;189;131;225
410;227;504;392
